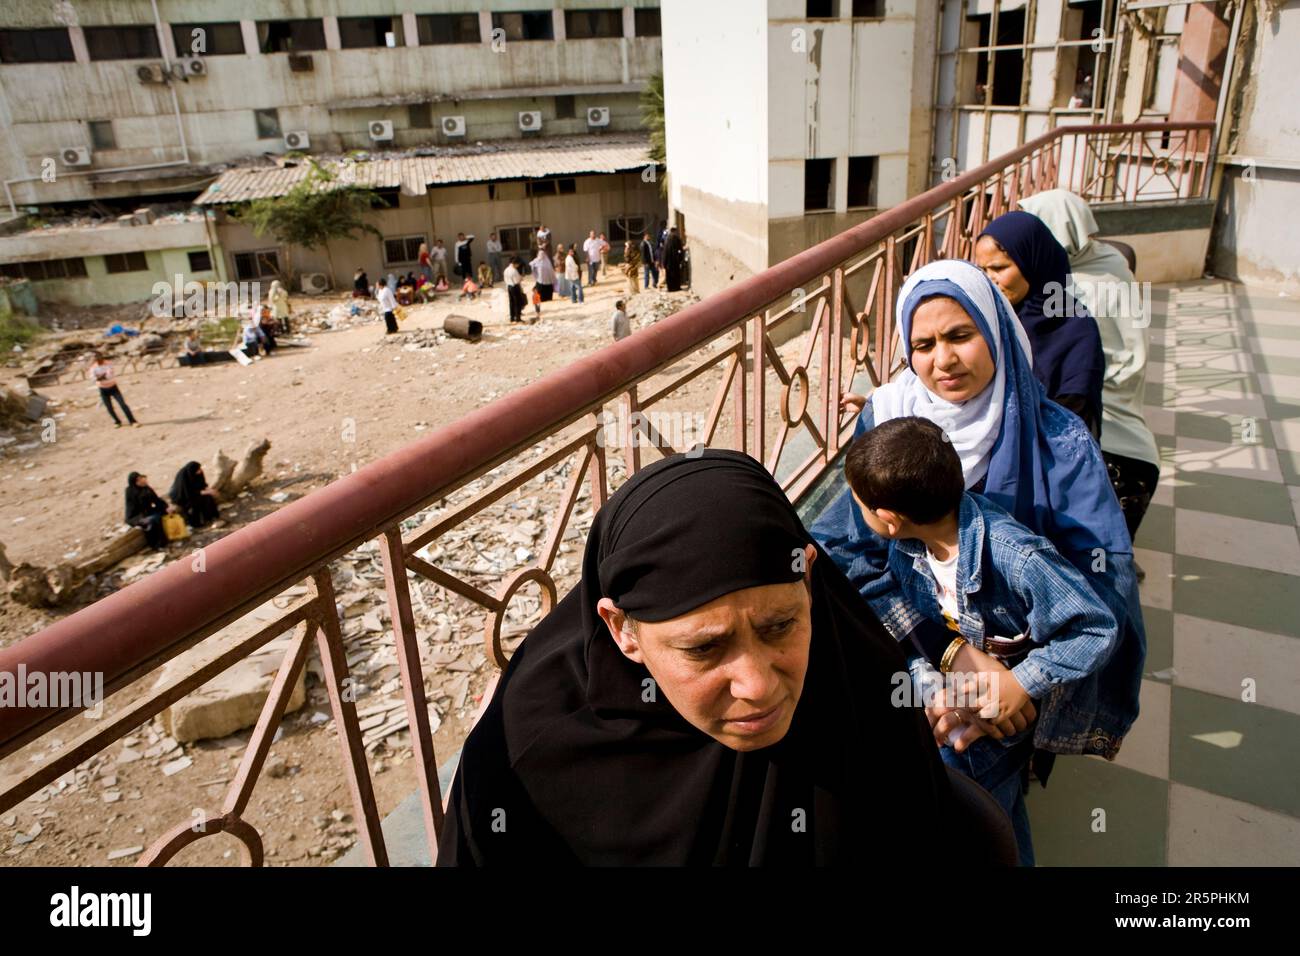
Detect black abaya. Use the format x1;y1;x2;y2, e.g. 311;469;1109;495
664;232;684;292
438;449;961;866
169;461;219;528
125;472;169;549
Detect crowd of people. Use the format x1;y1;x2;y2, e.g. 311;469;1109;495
436;190;1157;866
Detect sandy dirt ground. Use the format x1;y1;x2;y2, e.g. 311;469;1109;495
1;269;829;866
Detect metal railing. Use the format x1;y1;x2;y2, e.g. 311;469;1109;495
0;121;1212;866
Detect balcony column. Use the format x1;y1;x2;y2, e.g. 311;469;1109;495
323;16;341;51
239;20;260;56
403;12;419;47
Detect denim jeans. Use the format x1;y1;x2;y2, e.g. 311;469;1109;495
570;277;584;303
644;264;659;288
587;261;599;285
940;731;1035;866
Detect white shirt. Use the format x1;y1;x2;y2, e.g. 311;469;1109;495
431;246;447;262
564;254;580;280
504;264;521;287
611;310;630;341
925;548;961;631
486;237;502;254
376;286;398;312
583;238;601;261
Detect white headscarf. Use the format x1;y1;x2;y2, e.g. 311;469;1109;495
870;260;1034;488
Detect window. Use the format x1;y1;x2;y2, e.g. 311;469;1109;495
417;13;480;45
565;9;623;39
383;235;427;267
804;158;834;212
0;28;75;63
233;250;281;281
847;155;876;208
84;26;161;61
0;258;87;281
496;225;538;255
338;16;401;49
852;0;885;15
491;11;554;42
409;103;432;128
89;121;116;151
104;251;150;274
525;177;575;197
370;187;400;210
557;177;577;195
806;0;837;18
254;108;282;139
188;250;213;272
634;10;662;37
171;22;245;57
969;9;1026;106
554;95;575;119
256;20;327;54
607;215;647;244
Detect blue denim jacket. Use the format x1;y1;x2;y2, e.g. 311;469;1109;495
892;493;1125;755
811;403;1146;759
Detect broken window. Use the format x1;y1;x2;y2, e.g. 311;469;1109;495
847;155;877;208
607;215;647;244
383;235;426;266
338;17;401;49
84;26;161;61
491;11;554;42
89;120;116;151
104;251;150;274
256;20;327;54
417;13;481;45
171;22;245;57
0;258;87;280
409;103;432;128
634;10;661;37
233;250;281;281
254;108;282;139
805;158;834;212
370;188;401;210
1057;1;1103;108
0;28;75;63
968;8;1026;107
565;9;623;39
188;250;213;272
554;95;575;119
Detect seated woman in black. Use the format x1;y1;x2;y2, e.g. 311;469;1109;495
975;211;1105;438
438;449;976;866
169;461;220;529
124;472;170;550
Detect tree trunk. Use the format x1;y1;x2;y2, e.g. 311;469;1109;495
210;438;271;499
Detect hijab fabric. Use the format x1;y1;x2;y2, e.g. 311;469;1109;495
438;449;957;865
168;461;207;511
872;260;1130;560
124;472;160;523
980;211;1104;427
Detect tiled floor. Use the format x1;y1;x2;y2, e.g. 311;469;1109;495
1027;280;1300;865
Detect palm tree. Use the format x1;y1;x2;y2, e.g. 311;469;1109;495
640;70;667;198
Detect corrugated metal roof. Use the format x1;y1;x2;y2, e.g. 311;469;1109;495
195;133;656;205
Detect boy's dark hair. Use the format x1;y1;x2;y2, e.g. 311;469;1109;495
844;416;964;526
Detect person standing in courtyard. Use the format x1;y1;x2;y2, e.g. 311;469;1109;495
431;239;448;284
611;299;632;341
598;232;611;278
530;245;556;302
376;278;399;334
504;257;526;324
454;232;475;281
583;231;601;286
640;231;659;290
91;353;138;428
486;232;503;281
621;240;641;296
267;280;292;335
418;242;435;288
663;226;685;292
565;246;585;304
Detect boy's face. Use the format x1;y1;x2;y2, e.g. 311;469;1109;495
850;488;908;540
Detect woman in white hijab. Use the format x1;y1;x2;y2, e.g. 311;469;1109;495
1017;189;1160;537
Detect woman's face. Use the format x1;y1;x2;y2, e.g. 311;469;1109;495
135;475;149;487
974;235;1030;307
599;545;816;752
907;296;996;403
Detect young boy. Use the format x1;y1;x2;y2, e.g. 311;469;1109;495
845;416;1118;866
611;300;631;341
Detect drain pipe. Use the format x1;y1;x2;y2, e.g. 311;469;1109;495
151;0;191;166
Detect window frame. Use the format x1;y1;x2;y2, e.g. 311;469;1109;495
188;250;214;273
0;27;75;63
382;234;428;268
633;9;661;37
491;11;555;42
254;108;282;140
416;13;481;45
83;25;162;62
337;16;401;50
104;251;150;274
89;120;117;151
232;249;281;281
564;9;624;40
256;19;327;54
171;22;246;57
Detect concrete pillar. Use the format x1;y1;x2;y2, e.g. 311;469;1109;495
1169;2;1230;123
323;16;341;51
479;11;494;46
623;6;635;39
403;12;419;47
833;155;848;213
553;9;567;42
239;20;260;56
67;25;90;64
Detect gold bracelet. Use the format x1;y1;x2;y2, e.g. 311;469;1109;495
939;637;967;674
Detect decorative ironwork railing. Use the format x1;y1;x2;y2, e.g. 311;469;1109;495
0;122;1212;866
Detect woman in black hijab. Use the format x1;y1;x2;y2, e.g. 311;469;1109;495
438;449;982;866
124;472;169;550
169;461;219;529
663;226;685;292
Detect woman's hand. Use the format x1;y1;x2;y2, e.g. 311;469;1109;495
925;699;1000;753
839;391;867;415
950;643;1038;738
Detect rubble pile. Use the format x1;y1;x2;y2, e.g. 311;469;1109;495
624;287;701;326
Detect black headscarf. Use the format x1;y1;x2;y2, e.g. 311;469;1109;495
168;461;206;511
980;211;1105;434
124;472;164;523
438;449;956;866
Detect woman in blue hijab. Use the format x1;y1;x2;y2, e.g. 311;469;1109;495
976;210;1105;438
812;260;1145;779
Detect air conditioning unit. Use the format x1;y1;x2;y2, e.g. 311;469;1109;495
301;273;330;294
441;115;466;138
136;63;166;84
518;110;542;132
369;120;394;142
287;53;314;73
60;147;91;167
587;107;610;128
180;57;207;78
283;130;311;151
